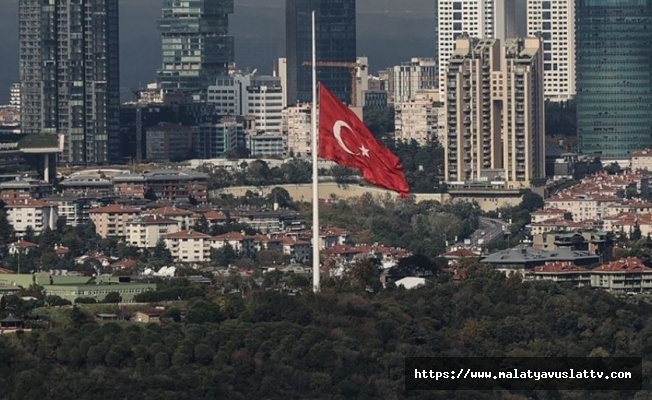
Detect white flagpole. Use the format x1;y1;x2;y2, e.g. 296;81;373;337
311;10;320;293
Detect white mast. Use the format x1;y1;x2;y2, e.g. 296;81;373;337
311;10;320;293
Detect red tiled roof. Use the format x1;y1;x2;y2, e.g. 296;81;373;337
55;246;69;255
5;198;51;208
0;267;13;274
89;204;140;214
203;210;229;220
13;240;38;248
111;259;137;269
594;258;652;273
533;261;589;274
164;230;211;239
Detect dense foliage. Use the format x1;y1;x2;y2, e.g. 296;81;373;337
320;194;481;258
0;269;650;399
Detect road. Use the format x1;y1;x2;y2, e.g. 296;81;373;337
465;217;509;247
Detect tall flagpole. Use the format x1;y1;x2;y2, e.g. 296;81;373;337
311;10;320;293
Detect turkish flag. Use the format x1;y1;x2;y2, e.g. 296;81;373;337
318;83;410;198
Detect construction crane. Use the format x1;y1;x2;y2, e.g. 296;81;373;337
301;61;367;107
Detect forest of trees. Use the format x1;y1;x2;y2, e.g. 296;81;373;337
0;266;650;399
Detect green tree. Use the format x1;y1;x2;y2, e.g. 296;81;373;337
210;244;237;267
103;292;122;304
151;238;173;267
0;200;15;247
520;191;545;212
193;215;210;234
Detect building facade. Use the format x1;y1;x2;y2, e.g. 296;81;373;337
9;83;20;110
576;0;652;160
282;103;312;157
526;0;575;101
444;36;545;189
389;58;438;104
145;123;196;162
194;117;246;158
19;0;121;164
394;94;442;145
157;0;234;100
286;0;356;104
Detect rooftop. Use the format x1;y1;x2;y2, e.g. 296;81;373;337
481;245;599;264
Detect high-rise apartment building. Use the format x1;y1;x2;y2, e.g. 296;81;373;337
576;0;652;160
157;0;234;100
286;0;356;105
527;0;575;101
394;93;442;146
444;36;544;189
282;104;312;157
19;0;120;164
389;58;438;104
436;1;527;94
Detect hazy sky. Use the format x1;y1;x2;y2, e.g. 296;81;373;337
0;0;435;103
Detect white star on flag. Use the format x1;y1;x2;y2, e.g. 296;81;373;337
360;145;370;157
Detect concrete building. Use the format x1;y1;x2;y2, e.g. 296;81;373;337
394;94;442;145
283;103;312;157
286;0;356;105
591;258;652;293
527;0;575;101
246;133;287;158
156;0;234;100
278;58;288;108
5;198;57;235
576;0;652;160
444;36;545;189
194;117;246;159
631;149;652;172
164;230;213;262
127;216;180;248
207;74;284;133
88;204;140;239
19;0;120;164
390;58;438;104
145;123;196;162
436;0;527;94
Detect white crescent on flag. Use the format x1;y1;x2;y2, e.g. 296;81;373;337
332;120;360;155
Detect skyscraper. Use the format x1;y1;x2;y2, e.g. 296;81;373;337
576;0;652;159
527;0;575;101
157;0;234;100
19;0;120;165
286;0;356;105
436;1;528;94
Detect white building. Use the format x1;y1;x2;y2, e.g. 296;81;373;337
207;73;284;133
394;93;442;145
282;103;312;157
390;58;438;104
6;199;58;235
164;230;213;263
277;58;288;108
127;216;180;248
527;0;575;101
246;132;287;158
10;83;20;109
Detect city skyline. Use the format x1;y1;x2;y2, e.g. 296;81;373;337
0;0;437;104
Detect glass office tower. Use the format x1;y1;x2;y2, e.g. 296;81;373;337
286;0;356;105
576;0;652;159
157;0;234;100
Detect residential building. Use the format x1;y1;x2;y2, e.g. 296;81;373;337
246;133;287;158
145;123;196;162
88;204;140;239
113;174;146;199
481;245;600;276
282;103;312;157
44;196;103;227
156;0;234;100
591;258;652;293
390;58;438;104
5;198;57;235
523;261;590;287
213;231;255;253
59;174;114;197
394;94;441;145
164;230;213;262
194;117;246;159
526;0;575;101
142;170;209;204
0;178;51;201
435;0;527;94
19;0;120;164
631;149;652;172
363;91;388;110
576;0;652;159
286;0;356;104
127;216;180;248
444;36;545;189
143;206;196;230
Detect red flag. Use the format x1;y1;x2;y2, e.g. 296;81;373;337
318;83;410;197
